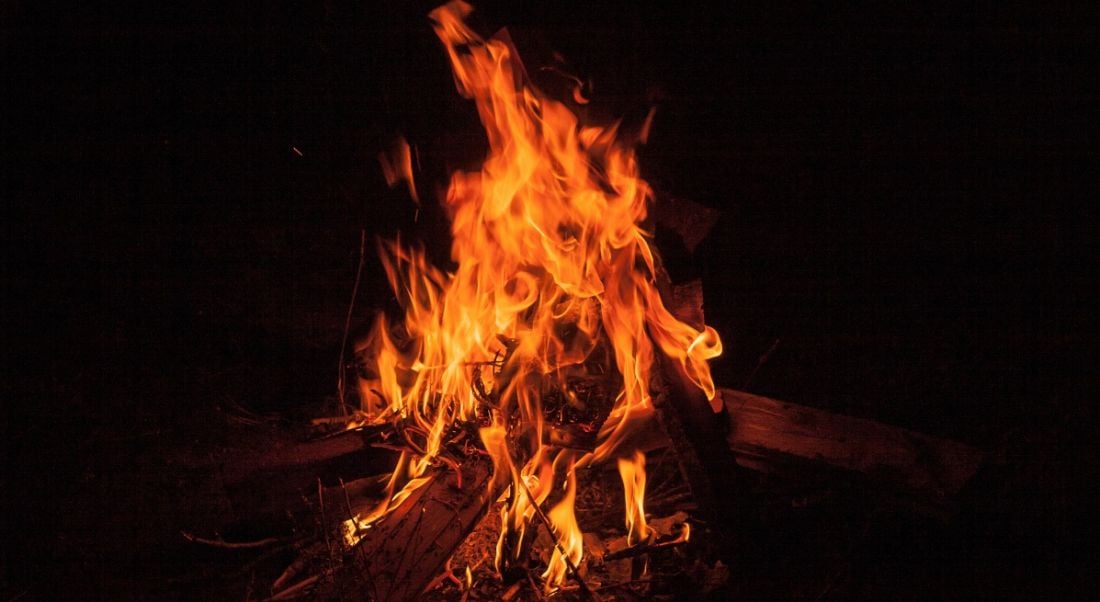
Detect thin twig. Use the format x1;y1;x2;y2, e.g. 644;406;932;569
370;442;412;453
270;570;333;600
180;531;283;550
338;229;367;416
243;569;256;602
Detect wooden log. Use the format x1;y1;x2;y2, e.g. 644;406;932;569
221;427;395;483
331;456;498;602
221;428;399;519
721;388;985;508
653;268;982;514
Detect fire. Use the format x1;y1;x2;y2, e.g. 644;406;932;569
378;137;420;205
618;450;652;546
347;0;723;588
541;457;583;592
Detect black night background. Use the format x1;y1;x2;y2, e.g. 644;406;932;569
3;1;1096;599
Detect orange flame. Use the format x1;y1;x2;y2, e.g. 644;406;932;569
541;458;583;592
618;450;652;546
353;1;723;587
379;137;420;205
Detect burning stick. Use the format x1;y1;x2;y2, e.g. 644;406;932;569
601;523;691;562
514;471;596;598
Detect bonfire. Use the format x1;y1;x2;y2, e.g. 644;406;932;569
188;4;984;600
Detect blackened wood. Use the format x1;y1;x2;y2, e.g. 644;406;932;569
722;388;985;508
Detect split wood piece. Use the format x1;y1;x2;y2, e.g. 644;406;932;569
721;388;986;510
333;456;498;602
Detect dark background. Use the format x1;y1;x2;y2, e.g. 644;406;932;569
4;0;1096;599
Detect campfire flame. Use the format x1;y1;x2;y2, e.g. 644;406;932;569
618;450;652;547
345;0;722;589
542;456;582;591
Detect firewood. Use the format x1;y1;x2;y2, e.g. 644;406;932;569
721;388;985;509
221;427;399;519
328;456;499;602
221;426;395;486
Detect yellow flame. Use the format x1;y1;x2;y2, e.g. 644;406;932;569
618;450;652;546
341;450;433;546
542;459;583;592
349;1;724;587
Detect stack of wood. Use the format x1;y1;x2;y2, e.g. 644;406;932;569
193;201;984;600
206;376;981;600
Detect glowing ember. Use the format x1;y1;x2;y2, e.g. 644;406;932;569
346;0;723;588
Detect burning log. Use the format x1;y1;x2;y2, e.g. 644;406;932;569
326;456;499;602
721;388;985;512
170;1;1005;598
